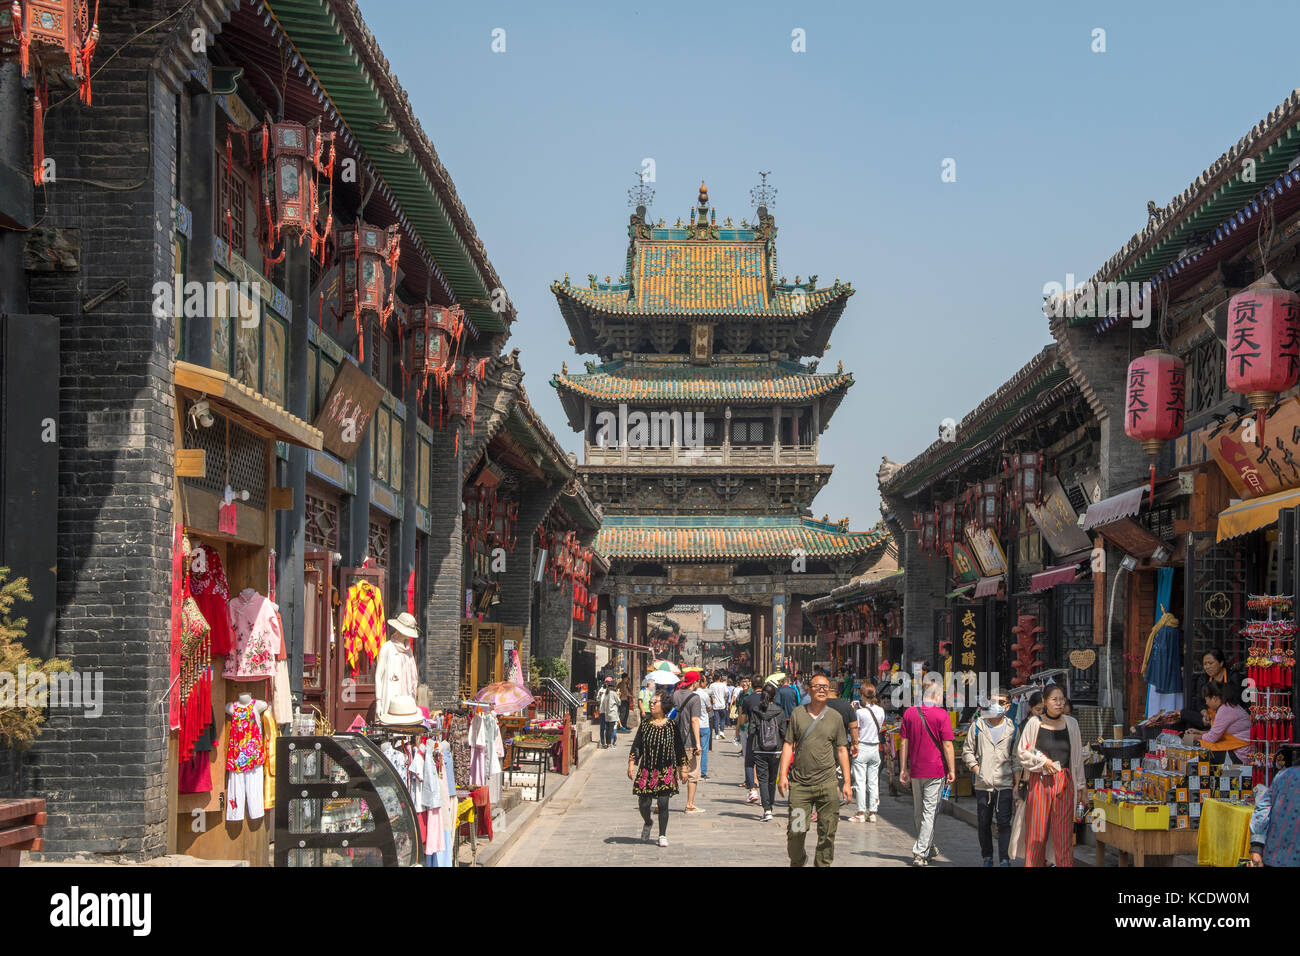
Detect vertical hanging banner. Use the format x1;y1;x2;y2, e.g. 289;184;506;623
616;594;629;673
957;605;984;672
772;593;786;673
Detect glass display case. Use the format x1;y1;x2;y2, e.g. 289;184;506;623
274;733;421;867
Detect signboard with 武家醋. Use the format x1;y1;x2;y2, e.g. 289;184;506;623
1206;397;1300;499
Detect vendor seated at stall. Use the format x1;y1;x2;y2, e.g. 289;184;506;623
1180;649;1242;731
1185;680;1253;764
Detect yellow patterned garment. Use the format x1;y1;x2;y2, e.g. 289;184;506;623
341;581;385;672
1197;799;1253;867
262;708;277;810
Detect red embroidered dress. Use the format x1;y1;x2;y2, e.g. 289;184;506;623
189;544;235;656
629;719;686;796
226;701;265;773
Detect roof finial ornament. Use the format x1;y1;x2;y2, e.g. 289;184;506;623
698;180;708;205
562;362;568;375
750;170;777;210
628;168;655;209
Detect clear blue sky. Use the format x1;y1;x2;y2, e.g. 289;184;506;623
361;0;1300;530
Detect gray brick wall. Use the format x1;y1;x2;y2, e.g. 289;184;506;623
423;421;464;706
0;1;182;857
881;495;946;671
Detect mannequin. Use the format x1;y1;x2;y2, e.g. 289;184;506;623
225;693;269;822
375;613;420;723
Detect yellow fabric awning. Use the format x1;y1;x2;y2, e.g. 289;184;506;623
1216;487;1300;541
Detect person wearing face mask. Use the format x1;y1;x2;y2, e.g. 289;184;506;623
962;696;1019;866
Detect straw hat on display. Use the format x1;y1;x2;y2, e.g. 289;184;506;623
380;694;422;725
387;612;419;640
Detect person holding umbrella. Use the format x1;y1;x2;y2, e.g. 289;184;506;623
628;687;688;846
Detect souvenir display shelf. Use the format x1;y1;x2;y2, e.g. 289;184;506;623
1245;594;1296;788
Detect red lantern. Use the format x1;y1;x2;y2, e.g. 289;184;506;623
1226;275;1300;411
2;1;99;183
916;509;938;554
1124;349;1185;455
939;500;957;548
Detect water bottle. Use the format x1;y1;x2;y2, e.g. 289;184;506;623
941;781;952;800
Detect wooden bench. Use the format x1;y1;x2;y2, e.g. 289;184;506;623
0;798;47;867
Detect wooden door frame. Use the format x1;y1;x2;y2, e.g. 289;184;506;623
335;566;384;729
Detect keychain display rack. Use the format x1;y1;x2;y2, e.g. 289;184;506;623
1243;594;1296;788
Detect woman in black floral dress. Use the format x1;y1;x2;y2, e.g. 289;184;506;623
627;688;687;847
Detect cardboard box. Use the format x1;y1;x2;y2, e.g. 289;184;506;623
1188;775;1200;790
1176;788;1189;802
1198;761;1211;776
1175;813;1190;829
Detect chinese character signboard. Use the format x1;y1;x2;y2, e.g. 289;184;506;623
1027;476;1093;557
1207;397;1300;499
964;520;1007;576
947;540;980;583
957;606;984;672
313;358;385;461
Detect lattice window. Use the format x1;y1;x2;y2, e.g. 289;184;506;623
182;405;267;508
1185;337;1228;421
305;493;339;550
368;519;391;569
214;149;248;259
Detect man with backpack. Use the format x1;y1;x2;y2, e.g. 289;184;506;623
748;681;787;821
899;678;956;866
777;674;853;866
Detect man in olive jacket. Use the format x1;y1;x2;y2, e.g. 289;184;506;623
962;700;1019;866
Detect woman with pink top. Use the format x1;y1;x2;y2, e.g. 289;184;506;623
1188;681;1253;762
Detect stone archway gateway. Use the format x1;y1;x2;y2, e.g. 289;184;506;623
550;182;887;674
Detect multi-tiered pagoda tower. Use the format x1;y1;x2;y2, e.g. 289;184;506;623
550;183;886;674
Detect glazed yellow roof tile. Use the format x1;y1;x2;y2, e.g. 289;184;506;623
594;516;888;561
553;363;852;404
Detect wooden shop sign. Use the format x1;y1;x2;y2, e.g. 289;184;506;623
1206;397;1300;499
964;521;1007;577
1027;476;1093;558
313;359;384;461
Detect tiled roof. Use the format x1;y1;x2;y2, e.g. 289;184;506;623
594;515;888;561
552;361;852;405
880;347;1075;499
551;273;850;317
803;570;905;614
1068;89;1300;329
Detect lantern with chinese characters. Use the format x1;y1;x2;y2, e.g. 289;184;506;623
1006;452;1044;509
336;220;400;359
1226;275;1300;412
1;1;99;183
1124;349;1185;455
971;480;1001;532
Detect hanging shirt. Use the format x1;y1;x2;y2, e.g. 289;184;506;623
341;581;385;673
223;589;282;681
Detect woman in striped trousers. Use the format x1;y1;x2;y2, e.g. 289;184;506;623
1013;686;1084;867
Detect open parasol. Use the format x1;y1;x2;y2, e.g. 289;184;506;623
474;680;534;715
651;659;681;675
765;671;787;686
646;669;680;686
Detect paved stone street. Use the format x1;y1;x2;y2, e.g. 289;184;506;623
495;731;988;867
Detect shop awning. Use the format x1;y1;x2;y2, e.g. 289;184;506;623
175;361;323;450
1030;564;1080;592
945;583;975;599
1082;486;1145;532
1216;486;1300;541
974;575;1003;598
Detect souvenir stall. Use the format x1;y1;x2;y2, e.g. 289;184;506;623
170;364;323;865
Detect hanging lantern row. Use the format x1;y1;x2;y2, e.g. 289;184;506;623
1;0;100;184
463;484;517;557
407;303;466;403
335;219;401;363
537;527;596;625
